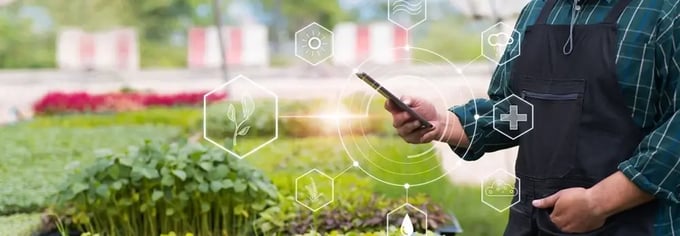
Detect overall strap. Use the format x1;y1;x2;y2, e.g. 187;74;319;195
603;0;633;24
536;0;559;24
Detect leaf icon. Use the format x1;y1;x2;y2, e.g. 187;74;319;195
241;95;255;118
227;104;236;122
237;126;250;136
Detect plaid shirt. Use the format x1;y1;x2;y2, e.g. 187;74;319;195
450;0;680;234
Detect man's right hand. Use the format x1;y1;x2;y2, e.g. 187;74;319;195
384;96;469;147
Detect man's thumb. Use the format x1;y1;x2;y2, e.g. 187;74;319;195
401;96;413;107
532;192;560;208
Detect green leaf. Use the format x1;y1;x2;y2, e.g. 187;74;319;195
198;162;213;171
71;183;88;194
201;202;211;213
227;104;236;122
112;181;123;190
234;180;247;193
165;208;175;216
237;126;251;136
161;175;174;186
152;190;163;202
210;181;223;192
95;184;109;198
198;183;209;193
172;170;187;181
222;179;234;189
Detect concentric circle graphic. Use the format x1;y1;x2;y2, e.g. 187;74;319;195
337;46;479;187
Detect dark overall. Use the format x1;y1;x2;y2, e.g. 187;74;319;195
505;0;658;235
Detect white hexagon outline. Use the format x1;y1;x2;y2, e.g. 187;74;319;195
295;168;335;212
480;169;521;213
386;203;428;235
203;74;279;159
481;21;521;66
295;22;334;66
492;94;534;140
388;0;428;31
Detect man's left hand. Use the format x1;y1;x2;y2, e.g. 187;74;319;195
532;188;608;233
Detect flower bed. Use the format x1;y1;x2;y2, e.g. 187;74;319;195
33;91;227;115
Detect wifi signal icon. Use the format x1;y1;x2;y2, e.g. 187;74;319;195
388;0;428;30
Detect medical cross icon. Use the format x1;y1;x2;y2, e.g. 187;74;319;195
500;105;527;131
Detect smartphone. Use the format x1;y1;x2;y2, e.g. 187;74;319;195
355;72;434;129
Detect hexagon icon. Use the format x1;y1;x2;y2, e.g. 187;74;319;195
203;74;278;159
386;203;427;235
295;169;334;212
481;169;521;212
295;22;334;66
388;0;428;31
493;94;533;140
482;21;521;65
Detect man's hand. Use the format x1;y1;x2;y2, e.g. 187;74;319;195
532;188;607;233
384;96;469;146
385;96;440;144
532;171;655;233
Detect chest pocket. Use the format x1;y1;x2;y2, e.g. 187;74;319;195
510;76;587;178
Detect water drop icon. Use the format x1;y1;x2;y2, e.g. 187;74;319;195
400;214;414;236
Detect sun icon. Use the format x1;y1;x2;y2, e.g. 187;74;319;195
300;30;328;57
295;22;334;65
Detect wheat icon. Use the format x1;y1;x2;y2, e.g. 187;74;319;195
305;178;324;203
227;94;255;146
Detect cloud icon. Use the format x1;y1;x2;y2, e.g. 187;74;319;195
488;32;515;47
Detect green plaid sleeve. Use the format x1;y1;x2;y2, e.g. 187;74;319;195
618;14;680;203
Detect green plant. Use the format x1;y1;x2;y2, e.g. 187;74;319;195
0;125;180;215
52;141;278;236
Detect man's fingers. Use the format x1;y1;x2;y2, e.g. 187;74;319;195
385;100;399;113
533;192;561;209
419;127;440;143
392;112;413;128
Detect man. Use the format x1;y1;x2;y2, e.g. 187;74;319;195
386;0;679;235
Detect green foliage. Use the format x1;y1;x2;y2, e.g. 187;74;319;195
0;14;55;68
0;125;180;215
0;213;40;236
414;18;482;62
28;107;202;132
53;141;278;236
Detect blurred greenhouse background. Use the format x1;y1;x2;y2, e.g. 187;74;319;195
0;0;530;235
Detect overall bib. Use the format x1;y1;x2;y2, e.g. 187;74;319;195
504;0;658;235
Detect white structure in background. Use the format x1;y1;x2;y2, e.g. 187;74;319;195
57;28;139;71
187;25;269;68
450;0;530;55
0;0;15;6
333;22;409;66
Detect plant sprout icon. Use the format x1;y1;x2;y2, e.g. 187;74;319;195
305;178;324;203
227;94;255;147
400;214;414;236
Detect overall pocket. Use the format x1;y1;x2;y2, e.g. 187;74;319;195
511;76;586;179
